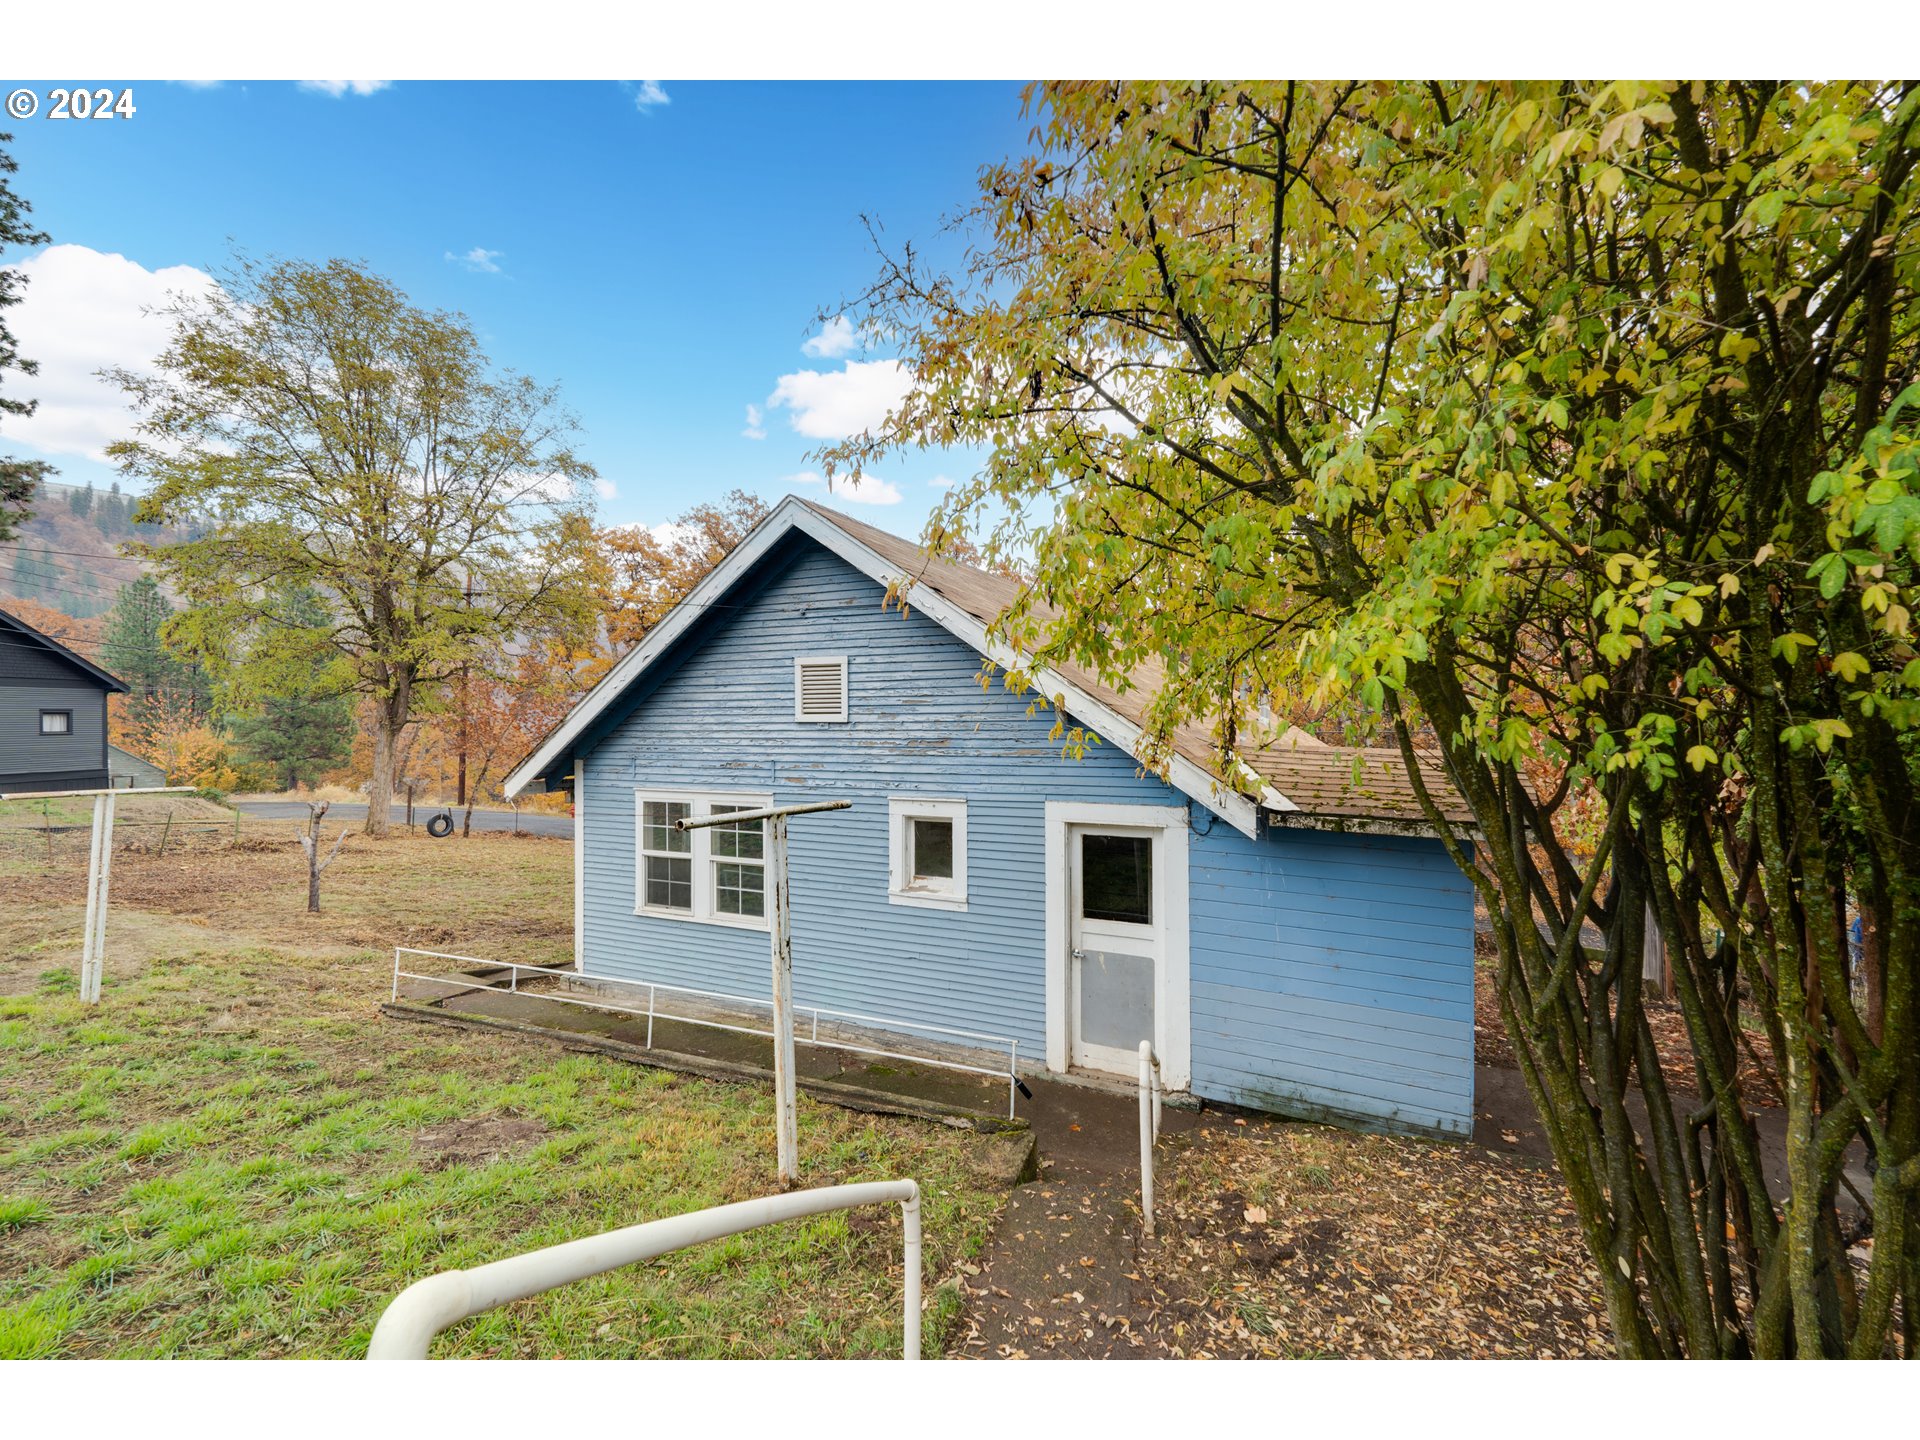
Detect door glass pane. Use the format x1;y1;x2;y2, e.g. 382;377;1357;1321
1081;834;1152;924
910;817;954;881
1079;948;1155;1051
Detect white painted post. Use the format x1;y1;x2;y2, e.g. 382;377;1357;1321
673;799;849;1187
1;786;192;1007
1139;1040;1156;1239
768;811;799;1186
80;792;106;1003
902;1183;922;1360
79;791;118;1003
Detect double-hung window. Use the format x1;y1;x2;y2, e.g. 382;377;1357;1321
709;804;766;920
636;792;769;928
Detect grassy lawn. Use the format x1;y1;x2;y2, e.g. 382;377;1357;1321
0;814;1020;1358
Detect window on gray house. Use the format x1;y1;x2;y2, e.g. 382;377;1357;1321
40;710;73;736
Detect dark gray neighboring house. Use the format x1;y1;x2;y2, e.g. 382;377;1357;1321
0;605;129;794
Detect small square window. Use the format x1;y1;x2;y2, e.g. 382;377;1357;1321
40;710;72;736
889;797;966;910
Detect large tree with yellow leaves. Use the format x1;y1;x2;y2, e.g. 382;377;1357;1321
826;81;1920;1357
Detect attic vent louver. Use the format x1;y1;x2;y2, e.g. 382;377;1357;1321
794;656;848;723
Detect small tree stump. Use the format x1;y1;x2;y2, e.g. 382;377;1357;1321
299;800;350;913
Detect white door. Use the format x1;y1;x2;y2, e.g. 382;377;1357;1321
1068;825;1162;1075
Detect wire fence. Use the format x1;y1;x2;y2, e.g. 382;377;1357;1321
0;799;298;866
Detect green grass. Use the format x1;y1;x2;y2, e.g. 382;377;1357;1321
0;835;1018;1358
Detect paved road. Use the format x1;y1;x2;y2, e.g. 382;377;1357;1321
232;799;571;838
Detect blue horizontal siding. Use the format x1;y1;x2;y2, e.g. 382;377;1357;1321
577;537;1166;1057
575;532;1477;1138
1186;824;1475;1135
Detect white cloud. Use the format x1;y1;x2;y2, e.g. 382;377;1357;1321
5;244;218;463
801;316;859;359
446;246;504;274
767;358;911;440
929;474;955;490
594;478;618;500
741;403;765;441
785;470;902;506
630;81;670;111
299;80;391;98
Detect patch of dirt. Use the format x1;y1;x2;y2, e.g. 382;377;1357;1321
413;1116;549;1171
955;1113;1611;1360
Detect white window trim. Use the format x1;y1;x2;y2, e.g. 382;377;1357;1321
888;796;967;911
634;788;772;931
793;655;848;723
572;753;586;970
1043;801;1190;1090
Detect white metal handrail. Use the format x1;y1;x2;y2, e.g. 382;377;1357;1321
393;949;1024;1117
1139;1040;1163;1239
366;1180;922;1359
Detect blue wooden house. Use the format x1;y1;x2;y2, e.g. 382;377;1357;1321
504;497;1479;1138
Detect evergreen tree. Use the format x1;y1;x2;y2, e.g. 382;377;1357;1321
100;575;209;723
68;481;93;518
227;585;353;789
1;132;51;541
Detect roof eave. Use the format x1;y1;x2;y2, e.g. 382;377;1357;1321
1261;807;1482;841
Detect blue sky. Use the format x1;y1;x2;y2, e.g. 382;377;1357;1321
1;80;1035;533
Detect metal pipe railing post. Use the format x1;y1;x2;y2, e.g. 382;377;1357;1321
366;1179;923;1359
901;1187;922;1361
1138;1040;1156;1239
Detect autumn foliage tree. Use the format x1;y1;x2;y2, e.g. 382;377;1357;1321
585;489;770;681
110;256;599;836
827;82;1920;1357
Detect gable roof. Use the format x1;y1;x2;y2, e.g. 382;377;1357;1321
502;496;1470;836
0;605;129;693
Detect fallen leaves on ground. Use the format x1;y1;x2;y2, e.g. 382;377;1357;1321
954;1116;1612;1360
1135;1122;1612;1358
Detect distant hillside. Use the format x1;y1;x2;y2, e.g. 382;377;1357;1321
0;478;203;619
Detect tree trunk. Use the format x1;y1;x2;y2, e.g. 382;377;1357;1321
364;676;412;838
300;800;348;913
